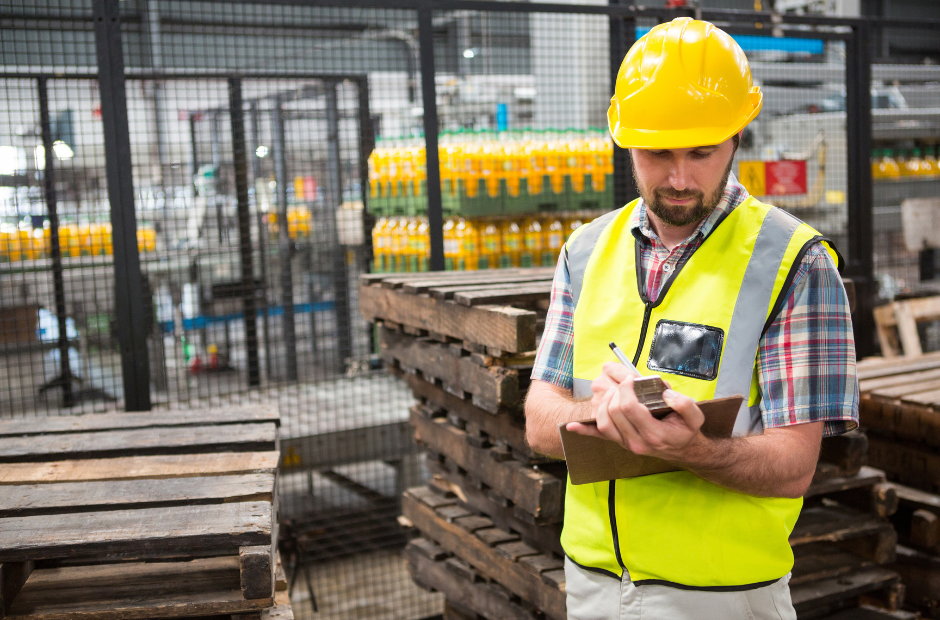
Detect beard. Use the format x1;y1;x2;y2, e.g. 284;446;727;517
633;152;735;228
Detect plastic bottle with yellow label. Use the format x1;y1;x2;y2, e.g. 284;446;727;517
923;146;940;179
521;218;542;268
443;216;458;271
544;216;565;266
479;219;501;270
456;217;480;271
500;219;522;269
565;217;584;242
372;216;388;272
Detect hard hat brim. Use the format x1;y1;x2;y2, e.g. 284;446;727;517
610;92;762;150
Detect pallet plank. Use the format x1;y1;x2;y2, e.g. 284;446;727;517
402;489;566;620
0;405;279;438
405;541;540;620
359;284;537;353
5;556;272;619
412;409;563;520
0;474;274;518
0;424;277;463
382;327;521;413
454;282;553;307
404;373;528;455
0;501;272;562
0;452;279;486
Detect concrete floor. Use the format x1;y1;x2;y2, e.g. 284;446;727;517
288;548;443;620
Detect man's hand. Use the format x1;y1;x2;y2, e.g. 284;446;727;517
566;373;706;463
563;370;825;499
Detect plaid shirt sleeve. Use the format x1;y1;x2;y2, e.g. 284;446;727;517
757;243;859;437
530;250;576;391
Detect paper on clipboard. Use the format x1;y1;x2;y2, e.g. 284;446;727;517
559;395;744;485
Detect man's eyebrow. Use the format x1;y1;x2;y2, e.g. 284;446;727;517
695;145;722;150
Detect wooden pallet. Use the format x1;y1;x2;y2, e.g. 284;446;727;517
360;270;554;354
383;326;525;414
412;406;565;521
406;538;546;620
402;487;566;620
873;295;940;358
0;405;283;619
405;481;906;620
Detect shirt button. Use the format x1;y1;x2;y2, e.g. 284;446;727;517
663;263;673;272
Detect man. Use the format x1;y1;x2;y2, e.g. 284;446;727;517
524;17;858;620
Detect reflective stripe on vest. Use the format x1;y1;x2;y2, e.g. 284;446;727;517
561;196;839;588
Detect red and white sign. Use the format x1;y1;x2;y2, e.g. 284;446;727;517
764;160;807;196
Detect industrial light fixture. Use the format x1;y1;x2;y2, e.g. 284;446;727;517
53;140;73;160
256;145;269;158
33;141;74;171
463;48;476;59
0;146;18;175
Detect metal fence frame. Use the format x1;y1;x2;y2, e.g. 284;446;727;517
7;0;940;411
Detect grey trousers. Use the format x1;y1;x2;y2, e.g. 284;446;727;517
565;557;798;620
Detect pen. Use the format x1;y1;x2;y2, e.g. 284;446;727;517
609;342;641;376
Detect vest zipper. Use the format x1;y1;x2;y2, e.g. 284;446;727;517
607;301;653;575
631;302;654;366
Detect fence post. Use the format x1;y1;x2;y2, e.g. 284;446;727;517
418;7;445;272
229;78;261;387
271;100;298;382
609;7;638;210
93;0;151;411
845;21;876;358
37;77;74;408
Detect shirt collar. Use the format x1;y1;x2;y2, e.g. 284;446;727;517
629;173;748;245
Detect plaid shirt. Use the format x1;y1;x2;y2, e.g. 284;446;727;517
531;175;859;437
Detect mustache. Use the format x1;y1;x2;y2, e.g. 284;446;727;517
654;188;704;201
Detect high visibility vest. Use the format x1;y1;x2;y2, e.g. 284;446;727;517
561;195;841;589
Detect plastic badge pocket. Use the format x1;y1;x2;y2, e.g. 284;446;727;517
647;320;724;381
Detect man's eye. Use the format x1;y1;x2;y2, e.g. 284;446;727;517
691;150;714;159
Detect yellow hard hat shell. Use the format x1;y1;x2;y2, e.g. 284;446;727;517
608;17;762;150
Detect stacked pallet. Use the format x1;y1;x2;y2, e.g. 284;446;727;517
858;351;940;493
360;269;908;620
0;405;292;620
858;352;940;617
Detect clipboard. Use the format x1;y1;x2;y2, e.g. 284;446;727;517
559;395;743;485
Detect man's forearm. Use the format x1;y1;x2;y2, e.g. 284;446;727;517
524;381;592;459
675;425;823;499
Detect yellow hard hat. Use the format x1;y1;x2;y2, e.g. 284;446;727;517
608;17;762;150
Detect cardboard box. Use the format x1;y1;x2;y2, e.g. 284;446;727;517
0;304;39;344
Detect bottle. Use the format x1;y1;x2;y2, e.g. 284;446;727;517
544;216;565;266
565;217;584;242
908;148;931;177
500;219;522;268
877;149;901;180
899;149;920;177
414;217;429;272
521;218;542;268
372;216;389;272
871;149;883;180
456;217;479;271
923;146;940;179
479;219;501;270
443;216;458;271
387;215;404;273
404;216;420;272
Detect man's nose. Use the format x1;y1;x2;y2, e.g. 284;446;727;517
667;156;691;191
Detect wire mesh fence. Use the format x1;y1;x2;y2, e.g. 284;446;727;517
2;1;940;618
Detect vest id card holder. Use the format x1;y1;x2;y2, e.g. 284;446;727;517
647;320;724;381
